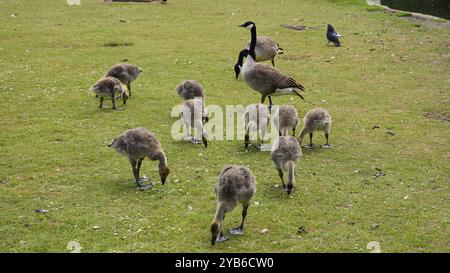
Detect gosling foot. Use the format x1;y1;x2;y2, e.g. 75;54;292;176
216;234;229;243
138;176;149;182
229;227;244;236
191;139;203;145
137;184;153;191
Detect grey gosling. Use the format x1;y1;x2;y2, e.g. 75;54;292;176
273;105;299;137
271;136;301;195
239;21;305;110
298;108;332;149
210;165;256;245
90;76;128;110
244;103;270;149
183;98;208;148
176;80;205;103
109;127;169;190
106;63;142;97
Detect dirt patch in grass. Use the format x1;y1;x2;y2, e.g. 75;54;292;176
424;111;450;122
281;24;318;31
102;42;134;47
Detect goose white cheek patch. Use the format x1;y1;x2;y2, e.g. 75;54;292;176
67;0;81;5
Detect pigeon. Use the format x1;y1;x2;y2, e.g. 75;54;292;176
326;24;342;47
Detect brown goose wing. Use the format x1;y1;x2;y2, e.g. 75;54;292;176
253;64;305;91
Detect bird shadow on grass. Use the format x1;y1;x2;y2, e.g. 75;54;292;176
105;177;164;196
300;146;329;155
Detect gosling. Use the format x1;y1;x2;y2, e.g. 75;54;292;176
176;80;205;102
298;108;332;149
183;98;208;148
106;63;142;97
109;127;169;190
90;76;128;110
244;103;270;149
210;165;256;245
273;105;299;137
271;136;301;195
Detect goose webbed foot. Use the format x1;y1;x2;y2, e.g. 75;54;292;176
303;144;314;149
138;176;149;182
137;184;153;191
321;144;332;149
112;107;125;111
191;139;203;145
215;234;229;243
229;227;244;236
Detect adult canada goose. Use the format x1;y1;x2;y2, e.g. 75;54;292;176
90;76;128;110
106;63;142;97
273;105;299;136
239;21;305;110
210;165;256;245
109;128;169;190
234;36;284;79
271;136;301;195
298;108;332;148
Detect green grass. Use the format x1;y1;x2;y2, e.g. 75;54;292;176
395;11;412;17
366;5;386;12
0;0;449;253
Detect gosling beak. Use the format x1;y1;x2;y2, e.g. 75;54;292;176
293;90;304;100
202;136;208;148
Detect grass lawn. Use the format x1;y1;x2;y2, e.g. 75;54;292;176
0;0;448;253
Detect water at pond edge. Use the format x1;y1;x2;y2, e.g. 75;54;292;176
367;0;450;20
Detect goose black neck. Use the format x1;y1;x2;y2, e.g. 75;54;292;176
249;26;257;59
237;49;248;66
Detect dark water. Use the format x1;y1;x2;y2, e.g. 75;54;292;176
381;0;450;19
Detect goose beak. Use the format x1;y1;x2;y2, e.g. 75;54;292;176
293;90;304;100
239;23;246;27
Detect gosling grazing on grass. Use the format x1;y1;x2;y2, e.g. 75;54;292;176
183;98;208;148
273;105;299;137
244;103;270;149
271;136;301;195
106;63;142;97
234;36;284;79
90;76;128;110
239;21;305;110
175;80;205;102
109;127;169;190
326;24;342;47
210;165;256;245
298;108;332;149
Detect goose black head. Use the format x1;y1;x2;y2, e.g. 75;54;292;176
234;49;249;79
239;21;256;30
